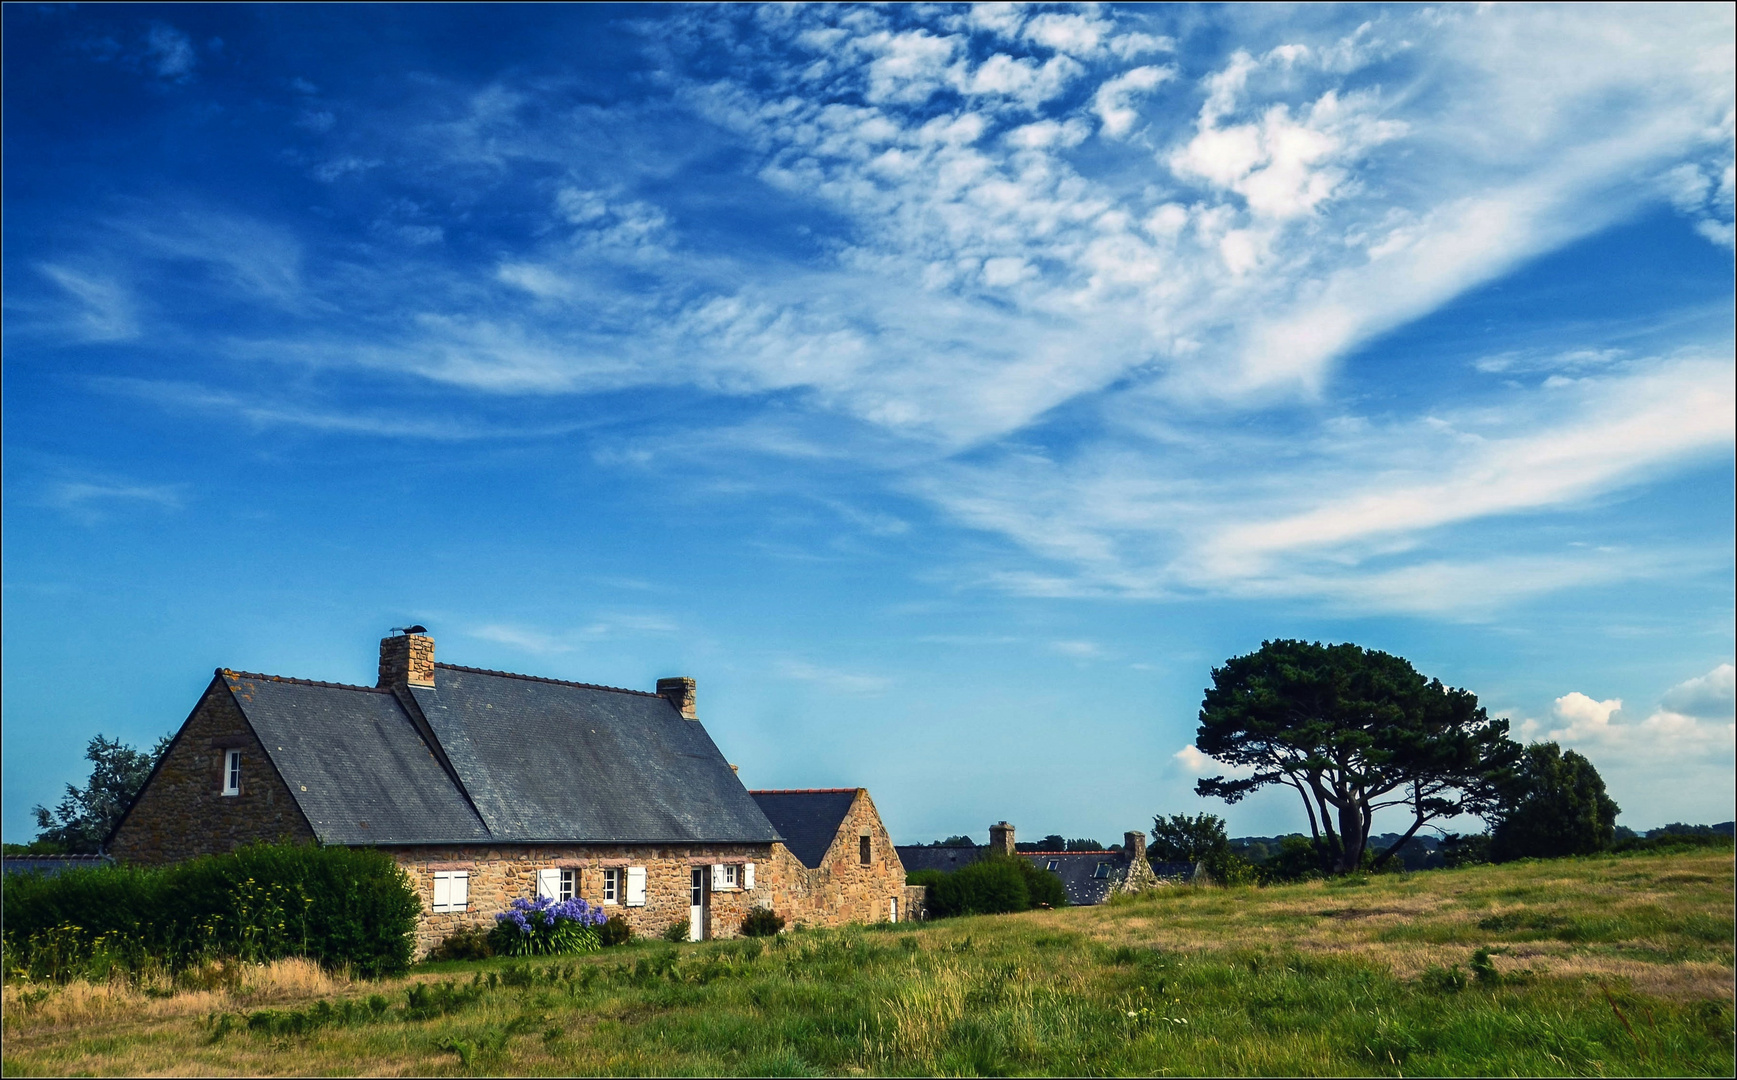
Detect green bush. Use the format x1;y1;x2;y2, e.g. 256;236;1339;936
740;907;786;937
1;843;419;979
662;919;690;942
427;925;493;962
917;855;1067;918
599;914;633;947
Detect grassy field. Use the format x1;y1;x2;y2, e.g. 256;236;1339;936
3;848;1731;1076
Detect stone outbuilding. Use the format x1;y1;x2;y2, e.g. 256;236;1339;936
748;788;925;925
108;629;912;954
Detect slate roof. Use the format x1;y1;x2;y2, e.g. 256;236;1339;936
1024;852;1129;906
895;845;987;874
748;789;860;869
218;663;779;847
895;844;1196;905
227;672;490;846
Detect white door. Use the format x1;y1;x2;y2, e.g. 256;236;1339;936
689;867;706;941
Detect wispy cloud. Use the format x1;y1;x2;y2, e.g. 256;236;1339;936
774;658;892;695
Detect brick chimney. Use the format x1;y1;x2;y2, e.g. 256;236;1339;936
1124;830;1148;863
378;629;435;688
988;821;1015;856
657;677;697;719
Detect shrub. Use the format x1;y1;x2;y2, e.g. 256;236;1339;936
599;914;633;947
924;858;1028;917
740;907;786;937
2;843;420;979
487;897;606;957
662;919;690;943
427;925;493;962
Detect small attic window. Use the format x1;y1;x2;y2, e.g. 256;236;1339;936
1046;859;1059;872
859;835;872;865
1094;862;1112;879
222;750;241;796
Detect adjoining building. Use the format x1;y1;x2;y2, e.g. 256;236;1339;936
896;822;1189;906
107;629;910;953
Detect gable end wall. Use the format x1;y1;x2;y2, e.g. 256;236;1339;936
754;790;911;928
109;681;315;865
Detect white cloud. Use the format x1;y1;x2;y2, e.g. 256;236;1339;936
144;23;195;81
1544;665;1737;762
775;658;891;695
37;264;138;341
1092;65;1176;139
1662;663;1737;720
1173;745;1216;774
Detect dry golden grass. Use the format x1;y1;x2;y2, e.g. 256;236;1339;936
2;849;1730;1076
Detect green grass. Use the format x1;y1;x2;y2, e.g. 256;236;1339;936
3;848;1731;1076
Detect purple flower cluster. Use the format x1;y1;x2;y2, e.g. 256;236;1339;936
493;895;608;935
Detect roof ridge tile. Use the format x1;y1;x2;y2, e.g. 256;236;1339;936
747;787;860;795
434;663;659;697
221;669;391;693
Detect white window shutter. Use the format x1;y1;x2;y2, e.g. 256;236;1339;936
744;863;755;890
626;866;647;906
453;872;469;909
537;868;560;900
432;873;451;912
712;864;726;890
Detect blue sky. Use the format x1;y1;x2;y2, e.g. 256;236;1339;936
4;3;1732;845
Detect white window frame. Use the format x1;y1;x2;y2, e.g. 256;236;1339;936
890;897;899;923
559;868;577;901
602;868;620;905
432;870;469;913
222;750;241;796
626;865;647;907
716;863;739;890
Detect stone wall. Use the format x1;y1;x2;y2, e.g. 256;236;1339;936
752;790;912;929
109;677;316;864
392;842;777;956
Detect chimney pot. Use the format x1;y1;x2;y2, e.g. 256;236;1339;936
657;677;697;719
988;821;1015;856
379;629;435;688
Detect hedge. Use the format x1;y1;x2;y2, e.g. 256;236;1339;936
908;855;1067;918
2;843;420;980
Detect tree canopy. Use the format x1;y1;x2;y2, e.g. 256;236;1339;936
1194;640;1519;874
1490;742;1619;861
32;733;171;854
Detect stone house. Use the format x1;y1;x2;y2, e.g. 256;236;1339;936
747;788;926;925
107;630;913;954
897;822;1181;906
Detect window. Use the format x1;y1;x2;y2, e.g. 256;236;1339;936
713;863;739;890
559;869;576;901
859;836;872;865
432;871;469;913
626;866;647;907
603;868;620;904
222;750;241;796
1046;859;1059;872
1094;862;1113;879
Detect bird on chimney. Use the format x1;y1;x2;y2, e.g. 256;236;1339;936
391;625;428;636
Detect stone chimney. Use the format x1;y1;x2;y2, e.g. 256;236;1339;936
657;677;697;719
988;821;1015;856
378;629;435;688
1124;830;1148;863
